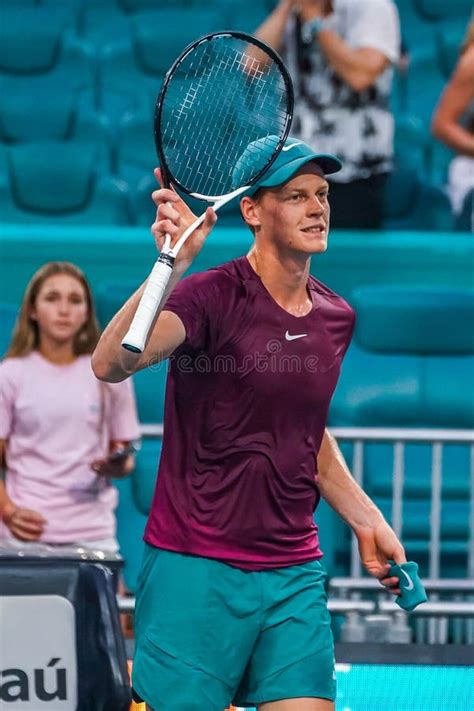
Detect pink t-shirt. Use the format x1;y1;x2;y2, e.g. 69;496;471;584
0;351;140;543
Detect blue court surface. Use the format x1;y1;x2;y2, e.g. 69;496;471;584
334;663;474;711
242;663;474;711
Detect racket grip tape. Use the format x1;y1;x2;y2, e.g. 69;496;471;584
121;254;175;353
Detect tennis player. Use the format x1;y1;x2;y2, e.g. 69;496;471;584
92;137;407;711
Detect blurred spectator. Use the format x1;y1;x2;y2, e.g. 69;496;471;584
431;20;474;223
0;262;140;554
255;0;400;229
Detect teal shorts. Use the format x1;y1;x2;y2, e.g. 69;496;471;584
132;545;336;710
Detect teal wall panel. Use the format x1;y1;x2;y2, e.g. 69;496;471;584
1;224;473;309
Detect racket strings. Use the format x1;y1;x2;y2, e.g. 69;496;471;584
159;35;291;197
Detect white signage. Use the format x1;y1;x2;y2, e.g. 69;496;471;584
0;595;77;709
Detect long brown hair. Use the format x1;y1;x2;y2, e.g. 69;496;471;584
5;262;101;359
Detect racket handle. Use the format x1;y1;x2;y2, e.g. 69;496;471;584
121;254;175;353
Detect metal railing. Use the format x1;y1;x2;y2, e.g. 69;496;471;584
327;427;474;643
137;425;474;642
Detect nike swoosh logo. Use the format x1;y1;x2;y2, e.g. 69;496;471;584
399;568;414;591
285;331;307;341
282;142;303;152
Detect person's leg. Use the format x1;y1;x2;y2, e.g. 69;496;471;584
259;699;334;710
234;561;336;708
133;546;261;711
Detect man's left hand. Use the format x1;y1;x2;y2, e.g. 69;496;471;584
356;520;407;596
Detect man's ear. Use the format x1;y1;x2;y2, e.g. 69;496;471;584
240;195;261;230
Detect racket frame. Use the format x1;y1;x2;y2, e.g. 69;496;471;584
154;30;294;201
121;31;293;354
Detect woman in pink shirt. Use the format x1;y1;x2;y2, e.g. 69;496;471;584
0;261;140;553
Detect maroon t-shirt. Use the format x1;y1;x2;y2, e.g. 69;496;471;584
143;256;355;569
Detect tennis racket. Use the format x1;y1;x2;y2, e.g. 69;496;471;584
122;31;293;353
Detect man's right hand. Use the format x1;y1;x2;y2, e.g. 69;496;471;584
3;506;46;541
151;168;217;275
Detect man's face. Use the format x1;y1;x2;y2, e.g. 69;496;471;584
245;163;331;256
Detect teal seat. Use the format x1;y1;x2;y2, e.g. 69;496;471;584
394;114;430;172
133;173;208;228
0;91;109;147
352;286;474;355
329;285;474;577
435;19;467;78
114;437;163;592
456;189;473;232
115;111;156;186
0;7;95;114
119;0;188;10
98;9;225;121
413;0;473;21
96;280;139;327
0;4;79;58
428;139;456;187
77;0;130;47
132;439;162;515
394;0;436;50
113;476;147;592
405;46;446;125
363;443;471;499
382;170;454;231
133;366;168;424
0;142;132;224
227;1;274;33
0;303;18;357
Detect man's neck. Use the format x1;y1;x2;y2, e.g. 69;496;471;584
246;248;313;316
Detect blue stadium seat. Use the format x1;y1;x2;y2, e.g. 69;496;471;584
382;169;454;231
132;439;162;517
227;1;275;33
119;0;189;10
113;476;147;592
413;0;473;21
76;0;130;47
115;111;155;186
435;19;468;78
394;0;436;51
455;188;473;232
394;114;430;171
427;139;456;190
0;303;18;357
132;172;244;229
0;7;96;112
405;45;446;125
0;92;110;147
330;285;474;576
98;9;225;121
113;436;163;592
0;142;132;224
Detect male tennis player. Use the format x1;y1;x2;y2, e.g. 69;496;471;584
93;137;407;711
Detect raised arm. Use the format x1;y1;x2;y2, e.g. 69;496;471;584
254;0;295;52
431;45;474;157
297;0;396;93
92;169;217;383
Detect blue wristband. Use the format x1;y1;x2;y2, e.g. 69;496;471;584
301;17;327;44
389;561;428;612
